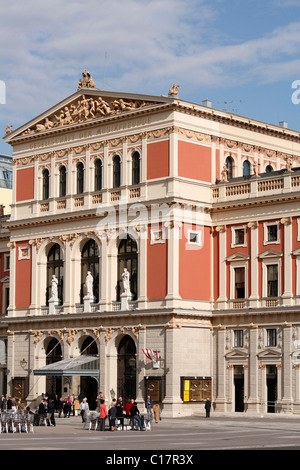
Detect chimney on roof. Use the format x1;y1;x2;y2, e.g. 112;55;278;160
279;121;288;128
202;99;212;108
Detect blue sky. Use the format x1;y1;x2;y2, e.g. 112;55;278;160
1;0;300;155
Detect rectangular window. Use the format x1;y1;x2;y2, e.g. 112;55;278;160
234;330;243;348
267;264;278;297
267;225;278;242
235;228;245;246
234;267;245;299
4;254;10;271
267;329;277;347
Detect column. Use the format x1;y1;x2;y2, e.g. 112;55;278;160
216;226;227;308
246;324;260;412
248;221;259;307
99;330;106;397
137;225;147;308
215;326;227;411
280;323;293;412
63;240;72;312
29;242;38;314
99;239;109;311
281;217;293;305
165;220;181;306
168;131;178;197
162;324;183;416
136;326;146;405
7;241;16;316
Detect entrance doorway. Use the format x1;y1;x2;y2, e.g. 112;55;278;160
266;365;277;413
117;335;136;401
234;365;244;412
45;337;62;400
80;336;98;409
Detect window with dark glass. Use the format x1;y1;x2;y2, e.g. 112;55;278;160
59;165;67;197
113;155;121;188
267;328;277;347
117;236;138;301
234;228;245;245
265;165;273;173
234;267;245;299
243;160;250;178
46;244;63;305
81;239;99;303
132;151;140;185
77;162;84;194
42;169;50;200
267;264;278;297
234;330;244;348
94;159;102;191
226;156;234;180
267;224;278;242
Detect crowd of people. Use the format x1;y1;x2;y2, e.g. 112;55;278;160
0;392;162;431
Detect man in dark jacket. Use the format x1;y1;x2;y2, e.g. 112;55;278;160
130;402;145;430
204;399;211;418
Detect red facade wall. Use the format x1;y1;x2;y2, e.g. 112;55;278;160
178;141;211;182
16;167;34;201
147;141;169;180
147;226;168;299
179;224;210;300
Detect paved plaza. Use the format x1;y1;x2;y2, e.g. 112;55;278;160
0;412;300;452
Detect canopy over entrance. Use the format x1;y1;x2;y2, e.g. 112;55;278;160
33;355;99;377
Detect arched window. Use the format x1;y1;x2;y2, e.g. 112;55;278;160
42;168;50;200
117;335;136;401
81;336;98;355
265;165;273;173
94;158;102;191
113;155;121;188
226;156;234;180
117;236;138;301
59;165;67;197
81;239;99;303
47;244;63;305
77;162;84;194
243;160;250;178
132;151;140;185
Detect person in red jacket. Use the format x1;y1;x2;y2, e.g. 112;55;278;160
99;399;107;431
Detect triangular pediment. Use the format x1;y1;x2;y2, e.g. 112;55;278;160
258;248;282;259
257;348;282;359
225;349;249;359
293;247;300;256
4;88;172;142
226;252;250;262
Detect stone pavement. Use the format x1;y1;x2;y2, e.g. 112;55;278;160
0;412;300;452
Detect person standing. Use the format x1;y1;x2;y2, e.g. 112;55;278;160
108;399;117;431
73;396;80;416
205;399;211;418
99;398;107;431
80;397;89;423
47;399;56;426
153;402;161;423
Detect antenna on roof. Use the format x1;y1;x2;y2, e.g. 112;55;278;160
217;99;242;113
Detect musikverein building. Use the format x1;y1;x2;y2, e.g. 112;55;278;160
2;72;300;415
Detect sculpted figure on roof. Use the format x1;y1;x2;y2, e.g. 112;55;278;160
77;70;96;90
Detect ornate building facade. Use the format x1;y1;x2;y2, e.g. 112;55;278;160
2;72;300;415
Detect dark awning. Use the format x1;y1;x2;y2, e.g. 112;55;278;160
33;355;99;377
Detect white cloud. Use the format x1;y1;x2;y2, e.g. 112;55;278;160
2;0;300;147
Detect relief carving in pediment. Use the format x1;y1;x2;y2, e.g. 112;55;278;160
21;94;154;136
